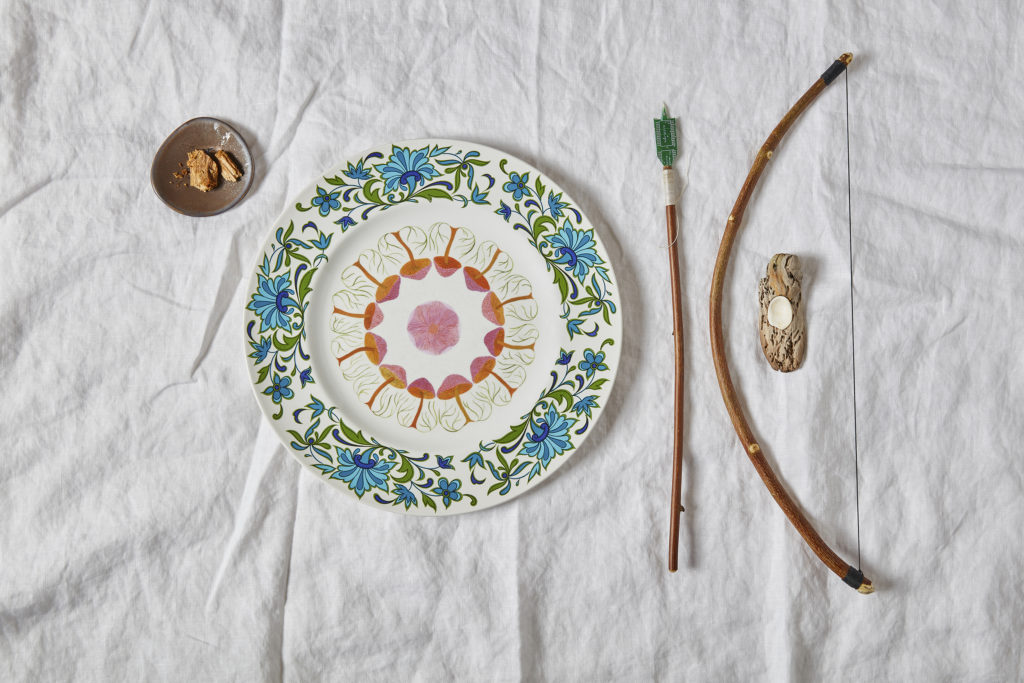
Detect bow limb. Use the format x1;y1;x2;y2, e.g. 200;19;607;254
709;53;873;594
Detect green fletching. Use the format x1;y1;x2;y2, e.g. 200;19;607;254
654;107;678;167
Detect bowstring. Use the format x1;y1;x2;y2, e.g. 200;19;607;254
844;68;862;571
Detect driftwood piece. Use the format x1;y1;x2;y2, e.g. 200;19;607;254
758;253;805;372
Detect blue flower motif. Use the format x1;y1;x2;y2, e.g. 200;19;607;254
556;350;574;365
432;477;463;508
311;187;341;217
546;223;602;280
471;185;489;205
573;395;598;417
463;451;485;469
521;406;577;467
249;336;272;362
311;232;333;250
503;172;530;200
394;483;418;509
344;160;372;181
291;419;329;459
332;448;394;497
374;145;439;193
299;367;313;387
263;374;294;403
579;349;608;378
335;215;356;230
307;396;325;418
247;274;298;332
442;157;477;188
295;396;326;422
436;455;453;470
496;201;512;221
547;191;568;219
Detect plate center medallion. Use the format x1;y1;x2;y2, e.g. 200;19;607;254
408;301;460;354
330;223;539;433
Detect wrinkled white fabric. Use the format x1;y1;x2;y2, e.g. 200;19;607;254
2;1;1023;680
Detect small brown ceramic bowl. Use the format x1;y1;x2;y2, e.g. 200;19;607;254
151;117;254;217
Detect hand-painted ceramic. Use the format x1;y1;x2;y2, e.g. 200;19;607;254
151;117;254;217
243;140;621;514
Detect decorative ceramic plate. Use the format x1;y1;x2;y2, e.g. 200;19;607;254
243;139;621;514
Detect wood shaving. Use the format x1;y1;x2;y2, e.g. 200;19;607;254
186;149;219;192
214;149;243;182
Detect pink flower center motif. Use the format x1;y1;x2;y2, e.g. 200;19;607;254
407;301;460;355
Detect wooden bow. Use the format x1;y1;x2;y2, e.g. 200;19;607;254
709;53;873;593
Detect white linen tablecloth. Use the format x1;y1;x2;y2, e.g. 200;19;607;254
2;1;1022;680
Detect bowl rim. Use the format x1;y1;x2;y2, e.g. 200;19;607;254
150;116;255;217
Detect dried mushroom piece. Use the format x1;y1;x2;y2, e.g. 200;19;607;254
187;149;219;192
214;149;243;182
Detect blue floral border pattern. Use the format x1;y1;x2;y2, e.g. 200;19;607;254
294;143;493;229
245;142;619;513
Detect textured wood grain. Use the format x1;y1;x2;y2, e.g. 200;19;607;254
758;253;805;372
709;53;872;593
186;149;219;192
665;199;686;573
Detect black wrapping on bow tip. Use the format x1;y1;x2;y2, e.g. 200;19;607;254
821;59;848;85
842;566;865;589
